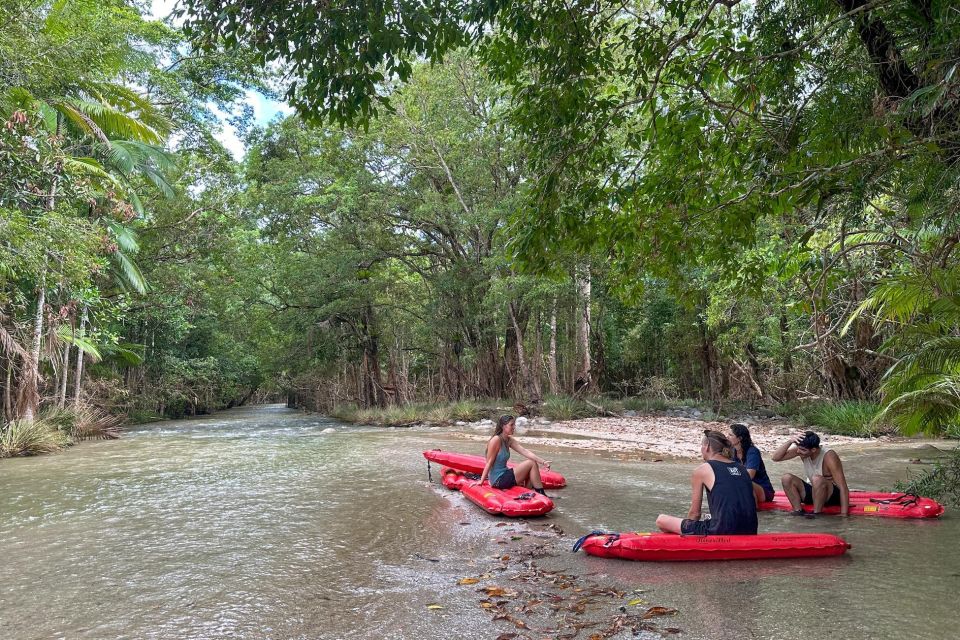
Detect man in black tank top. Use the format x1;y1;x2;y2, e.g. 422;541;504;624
656;430;758;536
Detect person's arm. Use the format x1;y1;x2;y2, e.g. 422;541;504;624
687;464;706;520
826;451;850;516
771;433;803;462
477;438;499;485
744;447;760;479
509;439;551;469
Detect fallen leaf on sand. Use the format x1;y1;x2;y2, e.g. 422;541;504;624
493;613;528;629
481;586;518;598
642;606;678;619
426;603;444;610
457;577;481;585
494;634;517;640
628;598;646;606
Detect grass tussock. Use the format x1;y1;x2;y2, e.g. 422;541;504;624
792;400;888;437
541;396;593;421
0;418;69;457
40;405;123;440
330;400;486;426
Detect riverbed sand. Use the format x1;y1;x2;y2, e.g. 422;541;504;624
451;415;884;460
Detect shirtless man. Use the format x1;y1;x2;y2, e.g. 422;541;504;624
772;430;849;516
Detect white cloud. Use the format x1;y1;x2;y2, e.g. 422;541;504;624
149;0;178;21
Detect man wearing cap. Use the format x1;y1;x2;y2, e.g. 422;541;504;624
771;430;850;516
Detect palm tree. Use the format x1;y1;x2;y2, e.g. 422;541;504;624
847;260;960;436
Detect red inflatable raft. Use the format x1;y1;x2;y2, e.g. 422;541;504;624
758;491;944;519
440;467;554;517
423;449;566;489
574;531;851;562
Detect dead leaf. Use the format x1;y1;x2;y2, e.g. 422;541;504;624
510;535;524;540
494;634;517;640
457;577;481;585
481;586;518;598
426;603;444;610
500;555;510;561
492;613;529;629
642;606;678;619
628;598;646;606
663;628;682;634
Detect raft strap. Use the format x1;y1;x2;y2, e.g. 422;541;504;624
869;493;919;507
571;530;619;553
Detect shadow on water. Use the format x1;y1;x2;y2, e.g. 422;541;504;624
0;405;957;639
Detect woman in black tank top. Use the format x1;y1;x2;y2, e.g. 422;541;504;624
655;430;758;536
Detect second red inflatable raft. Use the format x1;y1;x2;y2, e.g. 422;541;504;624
441;467;554;516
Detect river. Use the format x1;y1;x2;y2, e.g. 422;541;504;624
1;405;957;639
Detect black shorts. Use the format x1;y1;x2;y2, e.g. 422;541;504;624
802;481;842;506
491;469;516;489
680;518;711;536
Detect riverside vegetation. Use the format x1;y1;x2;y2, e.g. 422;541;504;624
2;0;959;500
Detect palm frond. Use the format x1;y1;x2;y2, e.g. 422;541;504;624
55;100;110;144
104;219;140;254
62;98;162;144
55;325;102;362
111;249;147;294
63;157;124;188
100;341;145;366
873;378;960;435
883;337;960;383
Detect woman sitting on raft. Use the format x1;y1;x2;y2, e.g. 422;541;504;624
476;415;552;496
729;422;776;505
656;430;758;536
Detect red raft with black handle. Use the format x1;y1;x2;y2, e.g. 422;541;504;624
758;490;944;518
573;531;851;562
423;449;566;489
440;467;554;517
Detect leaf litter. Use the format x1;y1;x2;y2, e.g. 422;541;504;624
454;520;682;638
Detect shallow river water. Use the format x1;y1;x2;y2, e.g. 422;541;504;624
1;405;957;639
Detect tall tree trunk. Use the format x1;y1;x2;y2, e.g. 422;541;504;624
508;301;537;401
73;306;88;406
58;344;70;407
22;278;46;422
547;298;560;395
360;303;386;408
574;263;592;394
2;357;11;422
699;319;721;410
531;309;544;401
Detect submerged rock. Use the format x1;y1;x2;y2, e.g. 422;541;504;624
321;427;336;434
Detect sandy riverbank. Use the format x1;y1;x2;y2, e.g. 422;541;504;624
446;415;893;460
